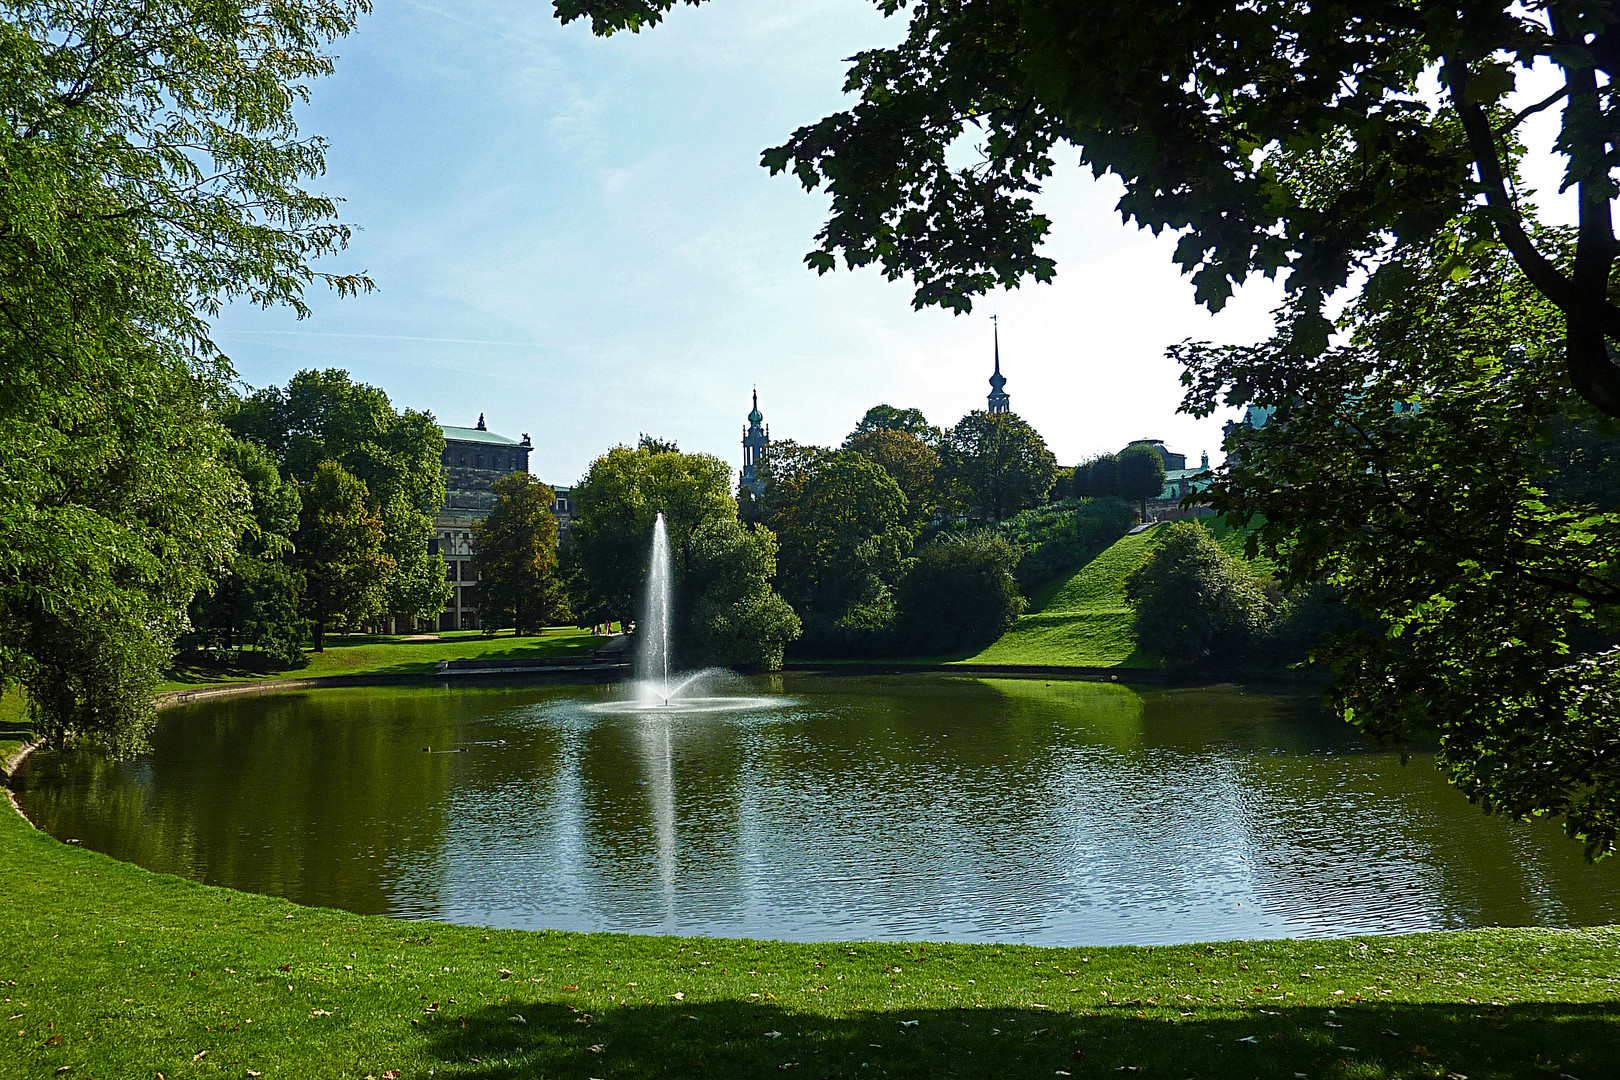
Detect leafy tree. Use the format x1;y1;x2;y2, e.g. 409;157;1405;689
473;473;566;636
1124;523;1274;667
685;518;802;671
767;449;912;651
558;0;1620;418
293;462;392;652
941;411;1056;520
184;439;307;666
897;532;1025;654
1178;233;1620;857
1074;454;1118;499
0;0;366;751
847;404;939;444
637;433;680;454
566;442;799;668
1117;444;1168;520
229;369;450;628
845;428;941;527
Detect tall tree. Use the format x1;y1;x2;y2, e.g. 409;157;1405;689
1075;454;1119;499
559;0;1620;419
845;428;941;527
0;0;367;751
768;449;912;647
229;369;450;628
566;441;799;668
1179;233;1620;857
941;411;1057;520
184;438;306;666
293;462;392;652
1116;444;1168;521
473;473;565;636
847;404;939;444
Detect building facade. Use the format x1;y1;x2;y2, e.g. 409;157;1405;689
433;415;532;631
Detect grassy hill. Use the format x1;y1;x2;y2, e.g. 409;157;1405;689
963;526;1165;667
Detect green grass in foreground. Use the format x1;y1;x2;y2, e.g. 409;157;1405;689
160;628;607;692
1;803;1616;1079
965;529;1164;668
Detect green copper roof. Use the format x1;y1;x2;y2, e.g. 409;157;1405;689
442;425;524;446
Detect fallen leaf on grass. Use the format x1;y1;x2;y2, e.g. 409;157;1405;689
561;984;578;991
192;1050;209;1062
382;1072;400;1079
589;1044;605;1053
1237;1036;1259;1044
508;1014;526;1024
247;1072;262;1078
278;964;291;972
55;1068;70;1075
899;1020;918;1027
672;992;685;1001
310;1009;332;1017
43;1035;62;1047
764;1030;782;1038
498;969;512;979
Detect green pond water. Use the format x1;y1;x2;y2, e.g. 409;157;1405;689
14;674;1620;945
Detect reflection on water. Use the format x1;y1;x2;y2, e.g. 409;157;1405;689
14;676;1620;945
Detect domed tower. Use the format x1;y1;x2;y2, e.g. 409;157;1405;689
740;388;769;496
987;317;1010;414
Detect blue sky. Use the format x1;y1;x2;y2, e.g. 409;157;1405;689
221;0;1556;486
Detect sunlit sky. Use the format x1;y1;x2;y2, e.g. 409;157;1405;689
211;0;1571;486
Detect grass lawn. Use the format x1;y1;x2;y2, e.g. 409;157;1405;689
160;628;608;692
964;528;1165;668
1;799;1616;1079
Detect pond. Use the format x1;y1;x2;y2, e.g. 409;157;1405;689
14;675;1620;945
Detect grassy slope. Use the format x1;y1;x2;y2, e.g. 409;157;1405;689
160;628;607;692
2;803;1616;1079
964;529;1164;667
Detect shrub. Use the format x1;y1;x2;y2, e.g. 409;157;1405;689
897;533;1026;654
1124;522;1273;666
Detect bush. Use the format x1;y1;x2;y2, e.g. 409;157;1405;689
897;533;1026;654
940;497;1135;592
1124;522;1273;666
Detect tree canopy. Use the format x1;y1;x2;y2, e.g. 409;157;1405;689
293;461;392;652
230;369;450;625
0;0;366;750
473;473;566;635
566;441;799;668
1179;232;1620;858
846;404;939;444
941;411;1056;520
1117;444;1168;519
557;0;1620;417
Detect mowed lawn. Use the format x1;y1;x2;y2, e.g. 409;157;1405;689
965;528;1164;667
1;799;1617;1079
160;628;608;692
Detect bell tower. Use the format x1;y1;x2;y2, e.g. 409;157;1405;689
740;388;769;495
987;316;1010;414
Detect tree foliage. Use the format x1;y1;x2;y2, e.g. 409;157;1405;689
473;473;566;635
897;532;1025;654
1073;454;1118;499
566;441;799;669
765;448;912;651
184;438;307;665
558;0;1620;418
1117;444;1168;519
293;462;392;651
845;428;941;527
229;369;449;624
1179;234;1620;857
941;411;1056;520
1125;522;1274;667
846;404;939;444
0;0;366;750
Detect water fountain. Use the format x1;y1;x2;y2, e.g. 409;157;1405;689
586;512;785;715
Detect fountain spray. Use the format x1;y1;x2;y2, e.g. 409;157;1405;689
635;512;673;703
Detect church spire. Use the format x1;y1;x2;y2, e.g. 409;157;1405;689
987;316;1010;414
740;388;768;496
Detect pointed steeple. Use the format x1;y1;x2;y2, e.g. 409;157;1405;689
987;316;1010;414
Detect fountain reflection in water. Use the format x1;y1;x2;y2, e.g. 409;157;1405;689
586;511;786;716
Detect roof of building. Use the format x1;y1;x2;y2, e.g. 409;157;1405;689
442;424;526;447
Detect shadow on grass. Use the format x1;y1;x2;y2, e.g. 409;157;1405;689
420;998;1618;1079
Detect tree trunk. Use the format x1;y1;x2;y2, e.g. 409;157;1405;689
313;620;326;653
515;595;524;637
